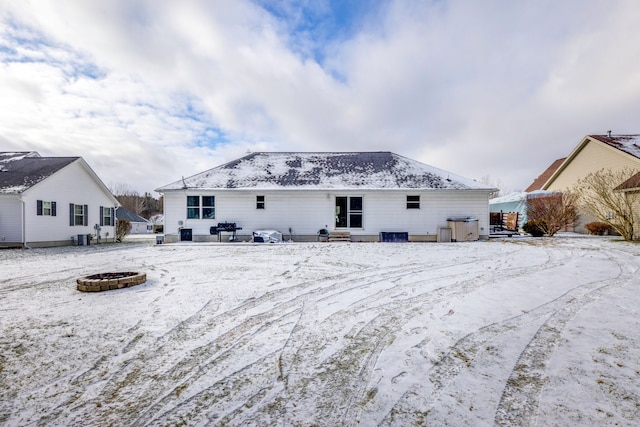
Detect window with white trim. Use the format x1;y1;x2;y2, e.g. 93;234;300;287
69;203;88;226
100;206;114;226
256;195;265;209
187;196;215;219
37;200;57;216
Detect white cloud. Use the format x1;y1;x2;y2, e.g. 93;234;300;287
1;0;640;194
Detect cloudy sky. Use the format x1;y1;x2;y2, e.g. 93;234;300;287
1;0;639;195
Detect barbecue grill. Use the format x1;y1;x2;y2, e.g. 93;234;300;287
210;222;243;242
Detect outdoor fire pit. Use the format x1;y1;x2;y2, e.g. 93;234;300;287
76;272;146;292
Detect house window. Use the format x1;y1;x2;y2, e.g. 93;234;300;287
37;200;56;216
256;195;265;209
336;196;363;228
407;195;420;209
100;206;114;226
202;196;215;219
187;196;215;219
187;196;200;219
75;205;85;225
69;203;88;226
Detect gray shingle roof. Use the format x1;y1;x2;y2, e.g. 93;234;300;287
157;151;492;191
0;152;79;194
115;207;150;223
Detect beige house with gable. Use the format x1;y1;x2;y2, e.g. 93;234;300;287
528;133;640;234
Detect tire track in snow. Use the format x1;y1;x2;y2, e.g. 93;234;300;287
378;242;622;425
82;247;510;426
3;240;590;426
255;245;569;425
493;247;640;426
60;262;437;425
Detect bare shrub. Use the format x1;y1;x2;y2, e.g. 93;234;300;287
116;219;132;242
585;222;613;236
525;192;579;237
574;168;636;241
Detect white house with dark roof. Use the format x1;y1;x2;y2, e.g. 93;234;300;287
0;151;119;248
115;207;153;234
156;152;496;243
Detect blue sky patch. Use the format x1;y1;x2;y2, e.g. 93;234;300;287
253;0;384;66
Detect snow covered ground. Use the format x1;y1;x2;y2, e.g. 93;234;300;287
1;235;639;426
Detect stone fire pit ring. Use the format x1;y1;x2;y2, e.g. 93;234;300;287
77;272;146;292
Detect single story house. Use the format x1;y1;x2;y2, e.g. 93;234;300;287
529;133;640;232
156;152;496;243
0;151;119;248
115;207;153;234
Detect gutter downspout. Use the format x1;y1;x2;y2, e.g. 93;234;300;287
19;196;31;249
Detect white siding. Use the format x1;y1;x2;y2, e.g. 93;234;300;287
23;160;117;245
130;222;152;234
0;196;23;244
163;189;491;241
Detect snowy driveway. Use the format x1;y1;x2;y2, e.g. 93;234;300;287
1;237;639;426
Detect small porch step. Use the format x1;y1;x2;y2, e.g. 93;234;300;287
328;231;351;242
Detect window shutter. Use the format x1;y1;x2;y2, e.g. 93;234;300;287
110;208;115;226
69;204;74;226
100;206;104;226
83;205;88;226
51;202;56;216
37;200;43;216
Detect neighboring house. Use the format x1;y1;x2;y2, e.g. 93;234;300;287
541;134;640;191
156;152;496;243
0;151;119;248
614;172;640;239
529;133;640;232
115;207;153;234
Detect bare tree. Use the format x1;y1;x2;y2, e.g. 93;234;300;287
109;182;146;215
479;174;508;199
573;168;636;241
525;192;580;237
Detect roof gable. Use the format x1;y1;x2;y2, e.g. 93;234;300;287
542;134;640;190
157;152;492;191
525;158;566;192
614;171;640;192
0;153;79;194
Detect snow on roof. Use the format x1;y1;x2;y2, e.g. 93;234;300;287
0;151;40;163
589;134;640;159
490;190;557;205
157;152;493;191
490;192;528;204
0;153;78;194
